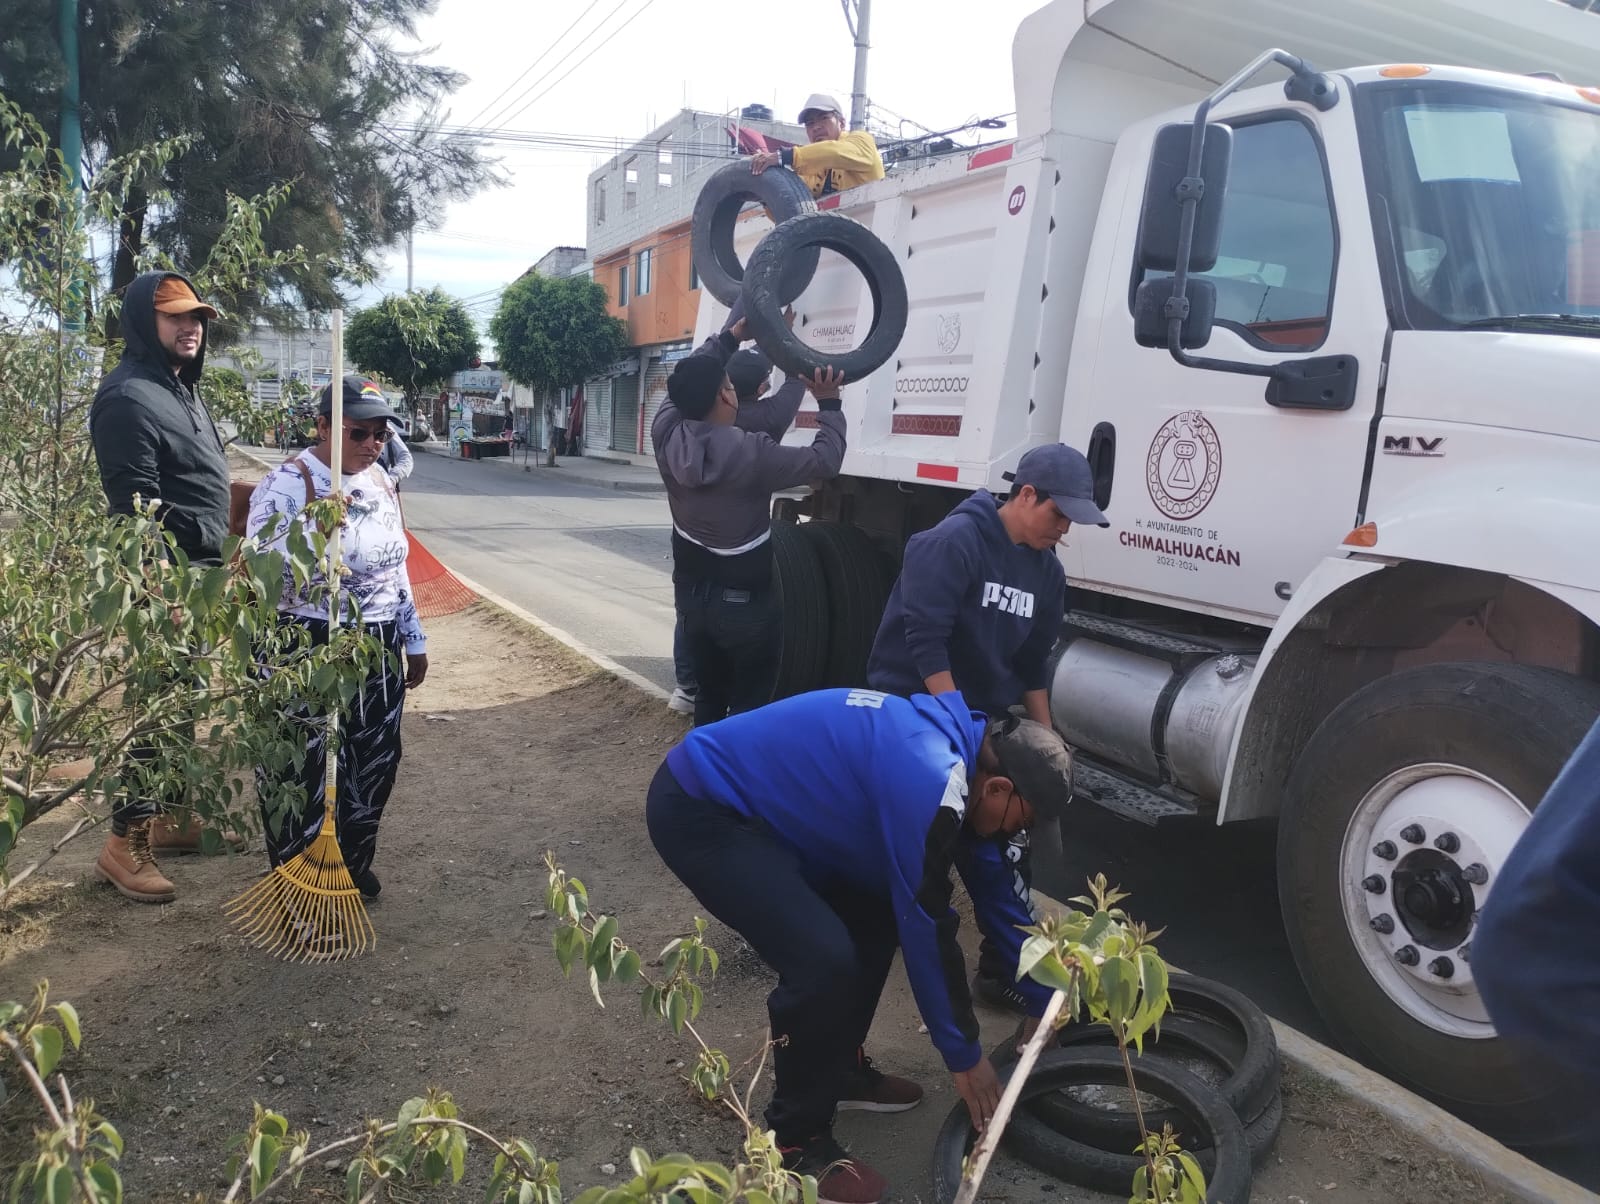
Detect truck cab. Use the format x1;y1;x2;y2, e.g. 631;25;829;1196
695;0;1600;1142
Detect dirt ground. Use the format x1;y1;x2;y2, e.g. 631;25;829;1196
0;602;1512;1203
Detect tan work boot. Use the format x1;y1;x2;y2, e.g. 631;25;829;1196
149;813;245;854
95;822;176;903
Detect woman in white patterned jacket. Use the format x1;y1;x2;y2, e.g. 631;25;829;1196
246;374;428;901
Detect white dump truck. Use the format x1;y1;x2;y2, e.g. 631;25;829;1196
694;0;1600;1141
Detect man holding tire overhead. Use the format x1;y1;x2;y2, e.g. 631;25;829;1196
750;93;885;198
867;444;1109;1011
653;304;847;726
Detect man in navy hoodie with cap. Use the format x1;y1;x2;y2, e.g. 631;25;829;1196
867;443;1108;1010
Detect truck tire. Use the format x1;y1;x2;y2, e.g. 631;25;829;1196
799;522;895;688
1277;661;1600;1144
690;161;818;307
1022;978;1279;1154
742;212;909;383
931;1049;1251;1203
770;521;830;700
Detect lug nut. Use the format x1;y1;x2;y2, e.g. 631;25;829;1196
1370;913;1395;934
1434;832;1461;854
1400;824;1426;844
1362;874;1386;894
1396;945;1420;966
1462;863;1489;885
1428;957;1455;979
1373;840;1398;861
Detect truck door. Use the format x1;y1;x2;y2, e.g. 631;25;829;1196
1067;104;1389;623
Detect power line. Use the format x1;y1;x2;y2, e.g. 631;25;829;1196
477;0;642;131
458;2;601;130
493;0;664;130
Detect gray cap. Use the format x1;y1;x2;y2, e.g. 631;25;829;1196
1004;444;1110;527
798;93;844;123
727;348;773;399
987;715;1075;821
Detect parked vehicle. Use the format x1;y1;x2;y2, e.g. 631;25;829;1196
697;0;1600;1142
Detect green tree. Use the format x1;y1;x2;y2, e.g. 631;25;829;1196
490;272;627;465
346;288;481;421
0;0;498;334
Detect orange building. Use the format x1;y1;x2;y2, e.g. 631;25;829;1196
580;106;805;463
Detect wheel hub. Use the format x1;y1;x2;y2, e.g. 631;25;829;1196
1341;764;1529;1038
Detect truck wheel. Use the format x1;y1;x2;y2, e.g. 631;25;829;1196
770;521;830;700
799;522;895;688
1277;661;1600;1142
690;161;818;307
742;212;909;383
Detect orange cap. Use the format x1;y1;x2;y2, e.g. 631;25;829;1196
152;277;219;319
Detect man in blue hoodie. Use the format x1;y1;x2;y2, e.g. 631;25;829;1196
1473;715;1600;1142
652;308;845;726
867;444;1108;1011
648;687;1073;1204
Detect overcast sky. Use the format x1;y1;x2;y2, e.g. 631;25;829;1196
364;0;1041;341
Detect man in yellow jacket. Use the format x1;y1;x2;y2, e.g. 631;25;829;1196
750;93;885;198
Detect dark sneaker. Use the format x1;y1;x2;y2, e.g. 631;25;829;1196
837;1048;923;1113
781;1135;887;1204
353;867;381;900
973;968;1030;1016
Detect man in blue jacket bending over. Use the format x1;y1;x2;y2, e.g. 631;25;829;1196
867;444;1107;1013
647;688;1073;1204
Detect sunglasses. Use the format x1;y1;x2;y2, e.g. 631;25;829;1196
342;424;388;444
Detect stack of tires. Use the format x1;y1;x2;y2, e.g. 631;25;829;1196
931;975;1283;1204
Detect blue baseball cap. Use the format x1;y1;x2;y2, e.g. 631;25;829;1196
1003;444;1110;527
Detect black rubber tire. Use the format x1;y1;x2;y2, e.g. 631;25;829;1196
931;1049;1251;1204
743;212;909;383
798;522;895;688
1277;662;1600;1145
769;521;831;700
690;161;818;307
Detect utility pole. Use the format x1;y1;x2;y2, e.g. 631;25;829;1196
58;0;84;329
843;0;872;130
406;227;414;291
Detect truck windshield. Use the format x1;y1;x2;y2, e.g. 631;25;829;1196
1364;83;1600;334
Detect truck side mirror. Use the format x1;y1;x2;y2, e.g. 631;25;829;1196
1135;123;1233;274
1134;277;1216;349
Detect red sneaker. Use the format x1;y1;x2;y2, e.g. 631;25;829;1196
781;1135;888;1204
837;1048;924;1113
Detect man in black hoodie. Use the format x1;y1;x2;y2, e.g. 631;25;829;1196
89;270;232;903
867;444;1109;1009
653;312;845;726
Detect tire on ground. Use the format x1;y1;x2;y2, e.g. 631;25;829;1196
799;522;895;688
742;211;909;382
1276;661;1600;1144
689;161;818;307
931;1048;1252;1203
770;521;830;700
1015;978;1279;1155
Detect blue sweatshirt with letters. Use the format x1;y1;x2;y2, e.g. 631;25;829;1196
867;491;1066;714
665;688;1051;1072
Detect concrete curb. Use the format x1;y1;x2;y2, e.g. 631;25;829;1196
442;566;672;705
412;442;667;494
1028;888;1597;1203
